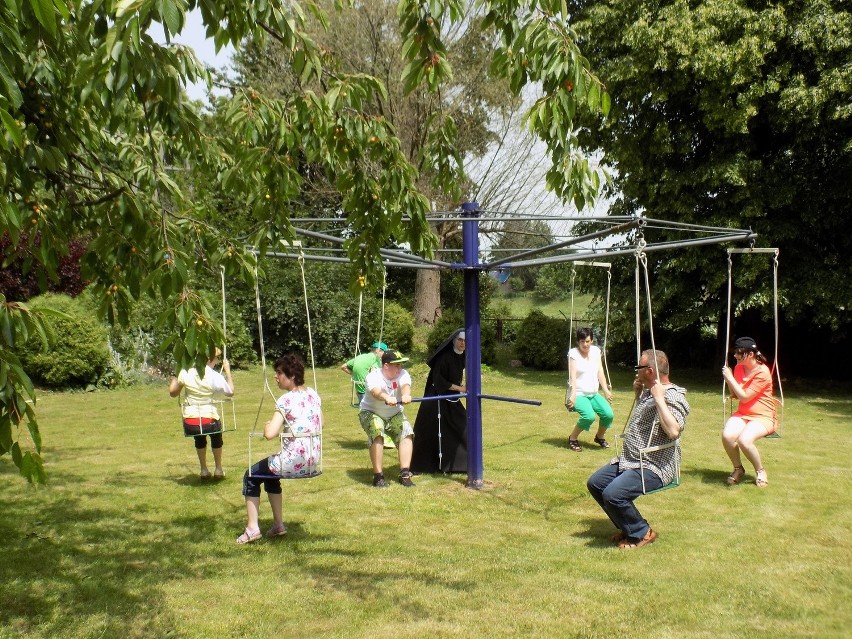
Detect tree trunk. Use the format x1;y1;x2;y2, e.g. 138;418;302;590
414;269;441;326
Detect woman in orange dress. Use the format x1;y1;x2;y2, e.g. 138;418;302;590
721;336;776;487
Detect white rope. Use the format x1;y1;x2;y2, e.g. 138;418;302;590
297;252;318;392
602;265;612;389
379;268;387;345
220;265;228;362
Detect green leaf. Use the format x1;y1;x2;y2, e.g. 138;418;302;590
28;0;57;38
0;63;23;109
160;0;185;36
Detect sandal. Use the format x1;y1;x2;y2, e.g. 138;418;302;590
610;531;627;543
568;439;582;452
594;437;610;449
235;528;261;544
755;468;769;488
618;528;657;549
266;523;288;537
726;465;745;485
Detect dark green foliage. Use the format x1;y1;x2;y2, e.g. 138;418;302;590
514;310;570;370
380;301;415;353
240;258;411;366
19;294;110;388
533;263;572;301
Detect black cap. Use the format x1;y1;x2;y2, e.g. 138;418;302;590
734;336;758;351
381;350;409;365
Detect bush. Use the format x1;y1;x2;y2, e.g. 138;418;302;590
379;301;414;353
514;310;570;370
20;293;110;388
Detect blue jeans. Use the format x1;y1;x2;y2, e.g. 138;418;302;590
587;463;662;540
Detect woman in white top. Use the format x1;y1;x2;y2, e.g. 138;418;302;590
169;348;234;478
566;327;614;452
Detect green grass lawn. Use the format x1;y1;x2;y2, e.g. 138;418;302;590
1;363;850;638
491;290;593;319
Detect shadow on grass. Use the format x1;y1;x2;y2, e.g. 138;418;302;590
687;466;733;484
572;517;621;548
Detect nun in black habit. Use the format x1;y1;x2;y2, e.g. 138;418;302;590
411;328;468;473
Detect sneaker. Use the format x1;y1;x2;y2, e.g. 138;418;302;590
594;437;610;449
372;474;388;488
398;471;415;488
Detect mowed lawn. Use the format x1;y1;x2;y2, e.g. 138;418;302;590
1;363;849;639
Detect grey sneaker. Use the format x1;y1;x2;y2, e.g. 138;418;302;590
372;474;388;488
398;471;415;488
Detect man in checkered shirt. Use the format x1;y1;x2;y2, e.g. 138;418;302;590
587;349;690;549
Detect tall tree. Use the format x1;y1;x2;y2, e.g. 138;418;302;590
568;0;852;368
1;0;609;482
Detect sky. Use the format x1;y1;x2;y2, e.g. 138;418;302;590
148;10;234;103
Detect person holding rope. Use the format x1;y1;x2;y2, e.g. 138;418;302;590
169;347;234;479
359;350;415;487
411;328;468;474
237;354;322;544
566;327;614;451
587;349;689;549
721;336;775;488
340;341;387;403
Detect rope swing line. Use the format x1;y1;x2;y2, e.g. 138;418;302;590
615;238;680;495
247;250;322;480
564;261;613;410
723;247;784;435
180;266;237;437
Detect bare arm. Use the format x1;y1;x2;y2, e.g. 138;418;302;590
168;376;183;398
597;358;612;401
567;358;577;407
221;358;234;396
649;383;683;439
264;410;285;440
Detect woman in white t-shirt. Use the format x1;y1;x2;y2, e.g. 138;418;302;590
169;348;234;478
566;327;614;452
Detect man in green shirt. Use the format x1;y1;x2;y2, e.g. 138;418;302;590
341;341;395;448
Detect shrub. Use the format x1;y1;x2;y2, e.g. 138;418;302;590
514;310;570;370
379;301;414;353
20;293;110;388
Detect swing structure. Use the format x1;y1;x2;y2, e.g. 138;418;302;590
722;247;785;437
348;269;388;408
179;266;237;438
261;208;756;488
563;260;612;411
615;241;682;495
247;242;322;480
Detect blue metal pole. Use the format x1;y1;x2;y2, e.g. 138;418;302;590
461;202;483;489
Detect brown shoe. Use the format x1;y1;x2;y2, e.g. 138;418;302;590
618;528;657;549
610;531;627;544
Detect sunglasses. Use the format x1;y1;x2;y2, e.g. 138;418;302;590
634;364;651;371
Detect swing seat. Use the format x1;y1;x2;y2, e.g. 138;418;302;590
639;439;681;495
181;398;237;437
248;431;322;480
